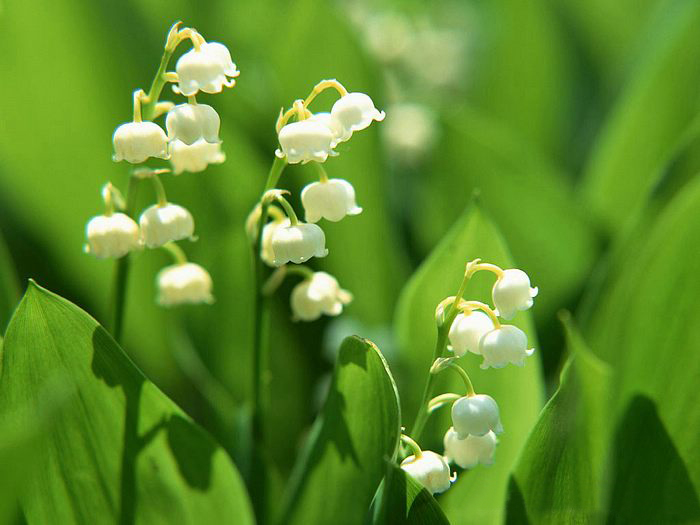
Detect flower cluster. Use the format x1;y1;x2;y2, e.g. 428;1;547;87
400;259;537;494
84;23;238;306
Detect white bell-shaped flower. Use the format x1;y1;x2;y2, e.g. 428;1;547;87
448;311;494;357
165;103;221;145
139;203;195;248
443;427;497;469
169;139;226;174
400;451;453;494
85;213;140;258
451;394;503;438
157;262;213;306
271;222;328;266
492;269;538;320
113;121;168;164
330;92;385;142
479;325;534;369
276;119;338;164
174;42;239;96
290;272;353;321
307;112;346;146
260;218;290;267
301;178;362;223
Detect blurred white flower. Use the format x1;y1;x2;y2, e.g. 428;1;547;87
443;427;497;469
330;92;385;141
271;222;328;266
364;12;411;63
276;119;337;164
492;269;538;320
301;178;362;223
174;42;239;96
157;262;213;306
451;394;503;438
139;203;195;248
290;271;353;321
112;121;168;164
448;310;494;357
165;103;221;145
381;103;437;159
169;139;226;174
85;213;140;258
479;325;534;369
400;451;453;494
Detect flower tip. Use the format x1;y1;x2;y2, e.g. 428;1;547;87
275;148;285;159
531;286;539;298
376;110;386;122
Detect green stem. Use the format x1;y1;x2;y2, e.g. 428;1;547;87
273;194;299;225
162;242;188;265
447;363;475;396
141;46;177;122
314;163;329;182
151;174;168;207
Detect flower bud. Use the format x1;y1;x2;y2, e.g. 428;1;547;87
271;222;328;266
112;122;168;164
451;394;503;438
443;427;497;469
276;119;337;164
479;325;534;369
169;139;226;174
307;112;347;145
492;269;538;320
448;311;494;357
330;92;385;141
157;262;213;306
139;203;195;248
290;272;353;321
400;451;453;494
175;42;239;96
85;213;140;258
166;103;221;145
301;179;362;223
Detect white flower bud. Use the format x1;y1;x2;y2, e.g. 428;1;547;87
260;218;290;267
290;272;353;321
330;92;385;141
276;119;338;164
271;222;328;266
479;325;534;369
157;263;213;306
301;179;362;223
175;42;239;96
492;269;538;320
400;451;453;494
112;121;168;164
85;213;140;258
307;112;347;145
165;103;221;145
139;203;195;248
169;139;226;174
448;311;494;357
451;394;503;438
443;427;497;469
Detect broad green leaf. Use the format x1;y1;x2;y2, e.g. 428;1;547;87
581;0;700;235
506;316;612;524
0;227;19;334
584;176;700;522
395;205;544;525
277;336;401;525
0;281;254;525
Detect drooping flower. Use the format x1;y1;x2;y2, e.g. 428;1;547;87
260;218;290;266
290;272;353;321
479;325;534;369
169;139;226;174
448;310;494;357
400;451;453;494
443;427;497;469
85;213;140;258
330;92;385;141
301;178;362;223
276;119;337;164
451;394;503;438
492;268;538;320
157;262;213;306
174;42;239;96
139;203;195;248
165;103;221;145
271;222;328;266
112;121;168;164
307;112;346;146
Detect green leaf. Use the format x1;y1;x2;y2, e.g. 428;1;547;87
0;226;20;334
505;316;612;524
395;205;544;525
0;281;254;525
277;336;401;525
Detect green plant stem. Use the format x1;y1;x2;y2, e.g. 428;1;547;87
141;46;177;121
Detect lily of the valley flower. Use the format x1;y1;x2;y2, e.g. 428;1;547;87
112;121;169;164
307;112;346;146
260;218;290;267
157;262;213;306
479;325;534;369
139;203;195;248
290;271;352;321
400;451;453;494
448;310;494;357
169;139;226;174
85;213;140;258
301;178;362;223
330;92;385;141
276;119;338;164
451;393;503;438
174;42;239;96
166;103;221;145
492;268;538;320
271;222;328;266
443;427;497;469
